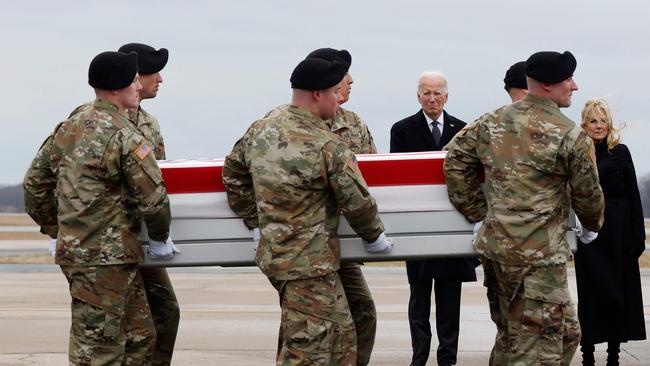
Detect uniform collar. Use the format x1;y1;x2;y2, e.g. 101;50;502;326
330;107;349;132
93;99;119;112
288;105;330;131
522;94;559;108
126;105;147;127
93;99;129;119
127;106;140;123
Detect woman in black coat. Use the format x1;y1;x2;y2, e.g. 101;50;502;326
575;98;646;366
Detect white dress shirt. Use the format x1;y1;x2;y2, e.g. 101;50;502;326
423;111;444;136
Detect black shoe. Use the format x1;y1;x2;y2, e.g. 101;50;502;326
607;341;620;366
581;344;595;366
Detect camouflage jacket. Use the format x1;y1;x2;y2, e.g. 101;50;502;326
265;104;377;154
331;107;377;154
444;94;604;266
23;135;59;239
127;107;166;159
223;105;384;280
23;100;171;266
70;102;166;159
68;103;167;234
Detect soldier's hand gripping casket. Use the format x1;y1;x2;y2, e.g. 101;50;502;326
251;228;260;245
48;238;57;257
363;232;393;254
148;237;177;260
472;221;483;245
575;215;598;244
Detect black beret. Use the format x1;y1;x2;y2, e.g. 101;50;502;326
88;51;139;90
503;61;527;90
290;58;346;91
118;43;168;74
525;51;577;84
306;48;352;72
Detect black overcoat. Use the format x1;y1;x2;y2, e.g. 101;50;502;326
574;141;646;344
390;109;477;282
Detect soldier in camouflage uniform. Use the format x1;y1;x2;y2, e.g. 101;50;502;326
310;48;377;155
307;48;378;366
503;60;528;103
119;43;179;366
64;43;180;365
223;57;393;366
265;48;378;366
24;51;172;365
443;51;605;366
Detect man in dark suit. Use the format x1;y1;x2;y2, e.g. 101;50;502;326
390;71;477;366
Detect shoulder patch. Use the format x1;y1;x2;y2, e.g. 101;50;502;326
134;141;153;160
348;154;359;171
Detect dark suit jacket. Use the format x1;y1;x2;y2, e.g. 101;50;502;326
390;109;477;282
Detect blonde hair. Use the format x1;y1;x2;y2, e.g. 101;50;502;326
580;98;624;151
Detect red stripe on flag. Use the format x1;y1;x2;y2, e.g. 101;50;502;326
356;158;446;186
161;155;449;194
162;166;225;194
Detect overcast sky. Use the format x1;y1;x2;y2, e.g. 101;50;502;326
2;0;650;184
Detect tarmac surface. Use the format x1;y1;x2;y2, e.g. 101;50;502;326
0;264;649;366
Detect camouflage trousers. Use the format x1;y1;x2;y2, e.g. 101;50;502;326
140;267;180;366
61;264;156;366
481;257;581;366
338;262;376;366
270;272;357;366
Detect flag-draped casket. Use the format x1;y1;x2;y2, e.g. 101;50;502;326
142;152;577;267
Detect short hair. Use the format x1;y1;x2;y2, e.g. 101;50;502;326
581;98;624;151
417;70;448;93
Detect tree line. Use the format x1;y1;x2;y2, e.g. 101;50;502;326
0;184;24;213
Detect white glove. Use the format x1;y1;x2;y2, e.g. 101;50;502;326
166;230;180;253
363;232;393;254
48;238;57;257
148;237;175;260
472;221;483;245
575;215;598;244
171;240;181;254
251;228;260;244
251;228;260;251
578;229;598;244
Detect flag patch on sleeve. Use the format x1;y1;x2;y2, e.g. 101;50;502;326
134;142;153;160
347;155;360;172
